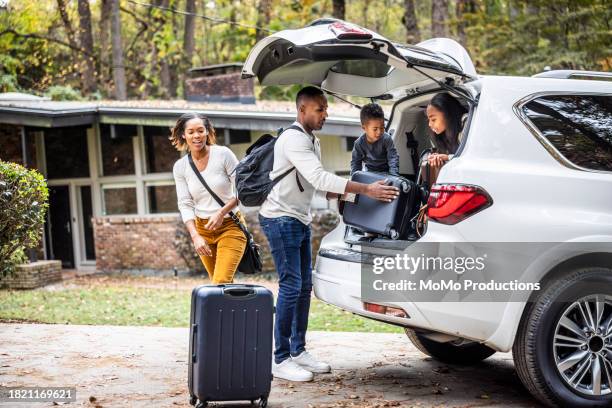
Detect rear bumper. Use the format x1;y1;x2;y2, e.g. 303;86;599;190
313;243;514;351
312;247;431;328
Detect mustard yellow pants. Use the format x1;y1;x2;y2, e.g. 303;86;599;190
195;214;247;284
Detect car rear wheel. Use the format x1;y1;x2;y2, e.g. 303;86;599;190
513;268;612;407
405;328;496;365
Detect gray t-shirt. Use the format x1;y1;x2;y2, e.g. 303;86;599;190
350;132;399;176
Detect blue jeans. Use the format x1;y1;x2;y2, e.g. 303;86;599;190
259;215;312;364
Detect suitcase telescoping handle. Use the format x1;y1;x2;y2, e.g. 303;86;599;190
222;286;257;299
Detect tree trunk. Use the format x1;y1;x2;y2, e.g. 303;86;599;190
332;0;345;20
183;0;196;67
431;0;449;38
361;0;369;27
456;0;477;47
56;0;79;60
158;0;173;98
99;0;112;95
77;0;96;94
255;0;271;42
403;0;420;43
456;0;467;46
110;0;127;100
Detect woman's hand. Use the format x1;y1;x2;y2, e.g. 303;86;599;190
204;210;224;231
192;234;212;257
428;153;449;168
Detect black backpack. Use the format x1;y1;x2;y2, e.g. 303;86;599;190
234;125;310;207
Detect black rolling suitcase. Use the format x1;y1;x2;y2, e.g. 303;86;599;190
188;284;273;408
342;171;418;240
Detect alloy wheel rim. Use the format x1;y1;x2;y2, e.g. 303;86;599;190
553;295;612;396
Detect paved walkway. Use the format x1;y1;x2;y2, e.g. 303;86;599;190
0;324;542;407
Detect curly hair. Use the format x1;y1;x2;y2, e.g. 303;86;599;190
169;112;217;152
360;103;385;125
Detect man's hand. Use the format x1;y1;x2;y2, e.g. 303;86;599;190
204;210;224;230
192;234;212;257
365;180;399;202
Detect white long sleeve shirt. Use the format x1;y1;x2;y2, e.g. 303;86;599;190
260;122;348;225
173;145;238;222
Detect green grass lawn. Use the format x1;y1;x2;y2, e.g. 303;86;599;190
0;282;401;333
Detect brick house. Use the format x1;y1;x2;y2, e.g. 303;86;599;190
0;90;362;274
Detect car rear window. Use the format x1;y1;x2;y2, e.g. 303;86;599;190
330;60;391;78
522;94;612;172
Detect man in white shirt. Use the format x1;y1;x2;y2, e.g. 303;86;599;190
259;86;399;382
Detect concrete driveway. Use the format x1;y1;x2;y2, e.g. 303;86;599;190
0;324;543;407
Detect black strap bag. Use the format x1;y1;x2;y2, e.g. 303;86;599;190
187;153;262;275
233;125;311;207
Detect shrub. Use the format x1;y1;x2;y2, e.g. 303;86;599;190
0;74;19;93
45;85;82;101
0;161;49;277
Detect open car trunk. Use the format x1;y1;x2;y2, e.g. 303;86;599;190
242;19;477;100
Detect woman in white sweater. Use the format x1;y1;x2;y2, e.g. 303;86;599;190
171;113;246;283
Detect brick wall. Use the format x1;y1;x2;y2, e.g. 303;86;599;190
92;209;340;275
241;207;340;273
185;72;255;104
93;215;187;275
1;260;62;289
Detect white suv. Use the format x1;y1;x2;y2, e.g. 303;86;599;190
243;19;612;407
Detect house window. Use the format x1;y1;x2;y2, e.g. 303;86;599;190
45;126;90;179
523;94;612;172
228;129;251;144
344;136;358;151
214;128;226;145
100;124;136;176
80;186;96;260
147;183;178;213
102;184;137;215
143;126;180;173
0;124;23;163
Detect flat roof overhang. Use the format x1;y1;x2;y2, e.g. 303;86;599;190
0;106;97;127
97;107;362;136
0;105;362;136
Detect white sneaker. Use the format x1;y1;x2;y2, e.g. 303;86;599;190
291;351;331;374
272;359;314;382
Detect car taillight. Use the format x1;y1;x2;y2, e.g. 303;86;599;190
363;302;408;318
329;22;373;40
427;184;492;225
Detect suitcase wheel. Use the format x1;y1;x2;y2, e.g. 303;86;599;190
389;228;399;240
195;401;207;408
259;396;268;408
189;396;197;406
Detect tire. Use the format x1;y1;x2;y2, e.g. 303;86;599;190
513;267;612;408
405;328;496;365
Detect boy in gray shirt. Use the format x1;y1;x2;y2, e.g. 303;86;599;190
350;103;399;176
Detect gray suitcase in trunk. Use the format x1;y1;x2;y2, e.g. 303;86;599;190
342;171;418;239
188;284;273;408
